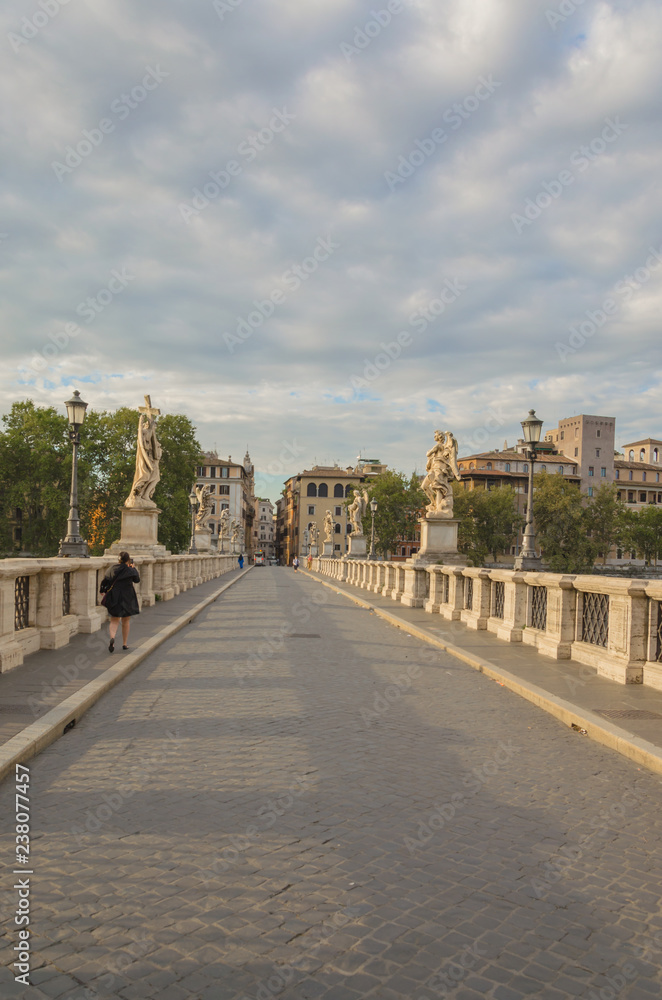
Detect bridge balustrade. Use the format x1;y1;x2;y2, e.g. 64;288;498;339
308;557;662;689
0;553;236;674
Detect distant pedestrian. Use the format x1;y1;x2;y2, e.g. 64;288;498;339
238;554;244;569
100;551;140;653
293;556;299;572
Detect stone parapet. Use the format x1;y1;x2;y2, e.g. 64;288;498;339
0;553;236;673
309;559;662;687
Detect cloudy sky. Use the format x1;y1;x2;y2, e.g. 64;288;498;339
2;0;661;501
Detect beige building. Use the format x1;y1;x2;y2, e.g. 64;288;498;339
544;414;616;495
280;459;387;563
615;439;662;510
252;498;275;559
195;450;255;554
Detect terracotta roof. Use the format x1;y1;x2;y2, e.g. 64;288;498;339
459;450;577;465
615;460;662;473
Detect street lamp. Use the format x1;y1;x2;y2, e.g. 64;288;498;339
369;498;378;560
59;390;89;557
514;409;544;570
188;487;199;554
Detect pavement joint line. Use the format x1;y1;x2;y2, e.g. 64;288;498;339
301;570;662;778
0;567;253;784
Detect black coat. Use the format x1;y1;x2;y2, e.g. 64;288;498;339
101;563;141;618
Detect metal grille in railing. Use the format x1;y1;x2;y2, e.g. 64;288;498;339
62;572;71;617
464;577;473;611
442;574;450;604
15;576;29;631
655;602;662;663
581;592;609;647
492;581;505;619
530;586;547;631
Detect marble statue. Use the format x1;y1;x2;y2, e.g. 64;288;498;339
194;484;213;529
348;488;369;535
231;518;241;545
310;523;318;545
421;429;461;517
323;510;334;543
218;508;231;544
125;396;162;508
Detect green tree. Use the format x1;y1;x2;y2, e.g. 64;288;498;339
348;471;426;558
621;504;662;566
532;471;599;573
452;482;522;565
586;483;628;564
0;401;203;557
0;401;71;555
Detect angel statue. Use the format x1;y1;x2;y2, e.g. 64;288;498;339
230;518;241;550
125;396;162;509
218;508;231;548
323;509;334;543
348;488;369;536
194;484;213;529
421;429;461;517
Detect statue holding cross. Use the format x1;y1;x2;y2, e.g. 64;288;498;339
125;395;163;509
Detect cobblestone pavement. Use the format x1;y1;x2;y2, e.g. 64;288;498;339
2;567;662;1000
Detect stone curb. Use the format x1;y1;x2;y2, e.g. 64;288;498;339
0;568;252;784
304;572;662;778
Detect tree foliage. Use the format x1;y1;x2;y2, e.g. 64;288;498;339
348;471;427;558
0;401;203;557
452;483;523;565
586;483;628;565
530;472;599;573
621;504;662;566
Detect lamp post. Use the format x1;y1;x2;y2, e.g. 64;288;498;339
514;409;544;571
188;487;199;554
369;498;378;560
59;390;89;557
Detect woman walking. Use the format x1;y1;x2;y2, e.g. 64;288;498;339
101;551;140;652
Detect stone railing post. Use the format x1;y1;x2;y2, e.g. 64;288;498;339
460;568;490;629
401;564;428;608
424;567;444;614
486;570;527;643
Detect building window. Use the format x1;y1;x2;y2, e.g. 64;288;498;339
334;484;344;498
486;462;492;470
318;483;328;498
307;483;317;497
346;523;352;533
209;466;216;478
345;484;352;497
308;505;315;515
628;492;634;503
629;450;634;461
587;487;593;497
221;467;229;478
523;464;528;473
505;463;510;471
218;485;229;495
334;523;341;534
629;471;633;481
654;449;659;462
541;465;546;471
221;503;229;510
335;506;342;516
640;493;647;503
601;468;606;478
334;543;341;551
197;466;205;477
560;430;564;440
588;467;594;477
557;466;563;474
596;429;601;438
595;449;600;457
640;449;646;461
615;470;619;480
574;448;578;457
643;472;647;482
470;463;475;469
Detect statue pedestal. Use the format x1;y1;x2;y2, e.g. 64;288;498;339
347;534;366;558
105;506;169;557
323;541;334;557
194;527;213;553
408;516;464;565
310;545;319;557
